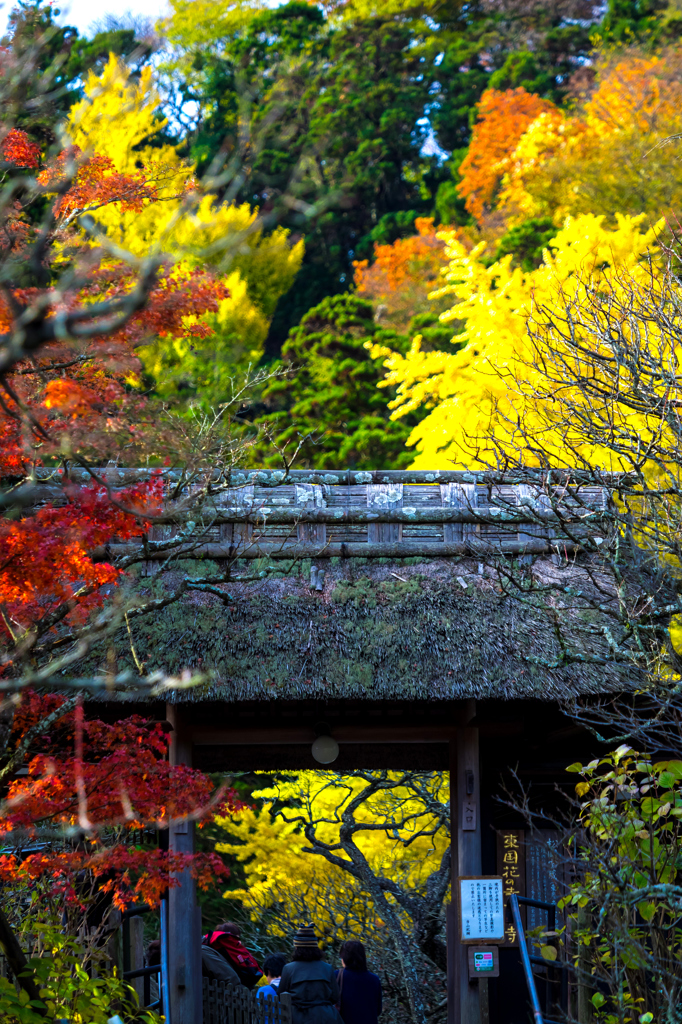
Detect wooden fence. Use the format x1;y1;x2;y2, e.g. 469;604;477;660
203;980;293;1024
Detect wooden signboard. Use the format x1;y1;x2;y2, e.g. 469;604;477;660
496;829;525;947
458;876;505;943
526;829;564;933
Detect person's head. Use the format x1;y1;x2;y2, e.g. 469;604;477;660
340;941;367;971
263;953;287;981
147;940;161;966
292;924;323;962
217;922;242;938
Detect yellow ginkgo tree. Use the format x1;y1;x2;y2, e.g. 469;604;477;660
369;212;663;470
372;201;682;686
216;770;450;1024
66;55;303;406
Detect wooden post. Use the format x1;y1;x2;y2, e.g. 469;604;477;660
295;484;327;546
440;483;478;545
167;704;202;1024
130;915;145;1004
449;724;482;1024
367;483;403;543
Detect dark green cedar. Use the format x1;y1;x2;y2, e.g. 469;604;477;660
252;294;417;470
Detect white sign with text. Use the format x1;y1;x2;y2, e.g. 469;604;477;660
459;877;505;942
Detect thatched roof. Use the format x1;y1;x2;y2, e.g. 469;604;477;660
97;556;634;703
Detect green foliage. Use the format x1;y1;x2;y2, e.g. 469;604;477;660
494;217;558;272
599;0;682;44
164;0;606;350
0;921;160;1024
166;3;436;347
561;747;682;1024
331;576;422;607
253;293;417;468
429;5;598;152
434;148;472;227
489;51;559;98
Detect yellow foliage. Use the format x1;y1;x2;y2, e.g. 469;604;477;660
499;109;588;222
215;772;449;937
585;53;682;135
162;0;265;63
501;49;682;225
68;57;190;256
369;213;661;469
66;56;303;394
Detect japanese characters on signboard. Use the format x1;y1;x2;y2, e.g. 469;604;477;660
458;876;505;943
496;829;525;946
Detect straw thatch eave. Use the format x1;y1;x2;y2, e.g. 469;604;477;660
85;556;637;703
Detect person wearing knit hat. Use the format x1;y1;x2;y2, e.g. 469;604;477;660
279;925;341;1024
293;925;320;949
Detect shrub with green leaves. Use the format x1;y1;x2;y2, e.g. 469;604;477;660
253;293;417;469
561;746;682;1024
0;920;161;1024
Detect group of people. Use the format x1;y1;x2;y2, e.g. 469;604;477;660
201;922;383;1024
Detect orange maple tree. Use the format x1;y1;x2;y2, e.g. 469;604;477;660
457;87;558;222
353;217;454;333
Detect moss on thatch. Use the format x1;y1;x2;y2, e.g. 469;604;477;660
84;558;633;702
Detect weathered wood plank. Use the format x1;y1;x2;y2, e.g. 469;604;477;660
219;484;255;549
148;507;602;525
33;466;621;486
441;482;479;545
295;483;327;546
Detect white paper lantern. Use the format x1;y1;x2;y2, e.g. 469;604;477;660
311;734;339;764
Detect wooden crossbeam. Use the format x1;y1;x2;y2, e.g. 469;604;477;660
96;538;580;560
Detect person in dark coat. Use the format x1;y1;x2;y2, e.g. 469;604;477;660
337;941;382;1024
279;925;340;1024
202;942;242;985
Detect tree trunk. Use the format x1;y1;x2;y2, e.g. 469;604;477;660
0;905;45;1014
352;858;428;1024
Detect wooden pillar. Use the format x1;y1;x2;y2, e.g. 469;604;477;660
129;915;145;1005
296;484;327;546
167;704;202;1024
449;723;482;1024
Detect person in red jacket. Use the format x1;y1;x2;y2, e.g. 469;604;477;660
202;922;263;989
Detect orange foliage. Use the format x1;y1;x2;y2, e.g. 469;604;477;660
497;48;682;223
38;149;159;222
354;217;453;332
457;88;558;221
0;477;163;640
355;217;446;292
2;127;40;168
586;52;682;135
0;132;228;651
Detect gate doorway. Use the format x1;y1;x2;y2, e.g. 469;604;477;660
160;697;592;1024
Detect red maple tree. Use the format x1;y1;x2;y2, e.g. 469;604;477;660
0;691;240;908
